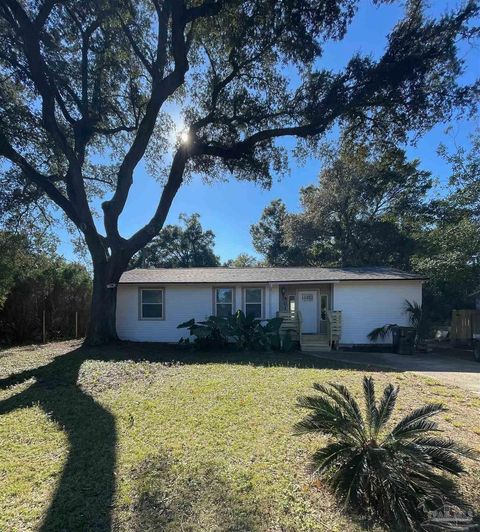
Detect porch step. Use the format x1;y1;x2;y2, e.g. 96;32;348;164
300;334;331;352
301;343;331;352
301;334;328;342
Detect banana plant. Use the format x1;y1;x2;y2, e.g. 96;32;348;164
177;311;284;351
177;316;228;348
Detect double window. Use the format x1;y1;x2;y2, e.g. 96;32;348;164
140;288;164;319
214;287;264;318
215;288;233;317
244;288;262;319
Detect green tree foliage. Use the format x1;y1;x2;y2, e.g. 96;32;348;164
130;213;219;268
0;231;57;307
412;215;480;321
295;377;475;530
0;232;32;307
0;0;477;343
224;253;261;268
438;129;480;217
289;144;432;267
253;144;432;267
252;135;480;323
0;232;91;344
411;130;480;321
250;200;301;265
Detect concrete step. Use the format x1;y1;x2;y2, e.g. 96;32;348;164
300;333;330;352
301;344;331;352
301;335;329;343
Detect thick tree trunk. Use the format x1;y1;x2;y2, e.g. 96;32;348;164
84;261;123;345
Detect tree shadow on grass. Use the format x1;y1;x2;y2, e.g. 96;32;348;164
0;341;401;531
0;348;116;531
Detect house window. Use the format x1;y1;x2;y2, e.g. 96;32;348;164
140;288;164;319
215;288;233;317
245;288;262;318
320;294;328;320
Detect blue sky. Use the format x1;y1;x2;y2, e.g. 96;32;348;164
57;0;479;264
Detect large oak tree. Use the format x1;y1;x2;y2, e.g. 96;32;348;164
0;0;477;343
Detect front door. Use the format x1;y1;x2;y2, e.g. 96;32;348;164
298;290;318;334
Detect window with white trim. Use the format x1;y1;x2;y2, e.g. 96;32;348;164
244;287;262;319
215;288;233;317
140;288;164;319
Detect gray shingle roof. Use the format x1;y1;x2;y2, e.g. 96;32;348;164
119;267;426;284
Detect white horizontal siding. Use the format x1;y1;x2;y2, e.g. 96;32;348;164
117;280;423;344
333;281;423;345
116;285;214;342
116;283;273;342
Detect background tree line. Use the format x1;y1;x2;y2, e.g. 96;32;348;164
129;213;262;268
0;231;91;345
251;133;480;323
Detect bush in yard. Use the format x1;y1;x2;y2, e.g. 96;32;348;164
294;376;476;531
177;311;284;351
177;316;228;350
225;310;284;351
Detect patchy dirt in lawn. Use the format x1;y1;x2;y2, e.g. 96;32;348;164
78;359;183;394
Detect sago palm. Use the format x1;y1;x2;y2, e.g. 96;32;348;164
294;377;475;531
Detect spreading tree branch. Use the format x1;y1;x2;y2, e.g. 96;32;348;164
127;147;188;253
0;133;80;226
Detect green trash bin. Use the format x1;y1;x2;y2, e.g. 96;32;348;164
473;334;480;362
392;326;416;355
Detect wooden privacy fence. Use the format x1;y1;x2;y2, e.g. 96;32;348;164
451;309;480;344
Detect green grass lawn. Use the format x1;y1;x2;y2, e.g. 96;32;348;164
0;341;479;531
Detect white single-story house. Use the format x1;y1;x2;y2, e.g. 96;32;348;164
116;267;425;351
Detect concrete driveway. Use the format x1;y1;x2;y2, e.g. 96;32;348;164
311;348;480;395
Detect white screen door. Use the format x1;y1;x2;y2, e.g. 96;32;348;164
298;291;318;333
